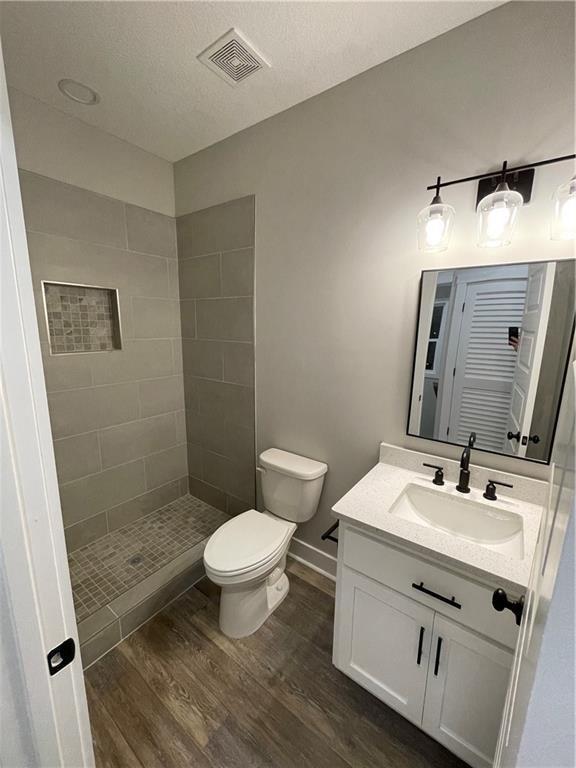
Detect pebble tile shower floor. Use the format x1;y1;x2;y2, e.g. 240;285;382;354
69;495;229;623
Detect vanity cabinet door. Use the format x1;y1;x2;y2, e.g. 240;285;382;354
422;615;513;768
334;568;434;726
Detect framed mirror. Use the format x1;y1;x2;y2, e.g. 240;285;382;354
407;260;575;463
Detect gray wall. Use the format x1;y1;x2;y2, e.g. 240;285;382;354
174;2;575;553
20;170;188;552
177;196;256;515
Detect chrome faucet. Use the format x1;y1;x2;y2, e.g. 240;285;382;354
456;432;476;494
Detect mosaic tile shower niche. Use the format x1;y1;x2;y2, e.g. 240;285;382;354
43;281;122;354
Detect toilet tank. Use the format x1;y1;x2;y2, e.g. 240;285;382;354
259;448;328;523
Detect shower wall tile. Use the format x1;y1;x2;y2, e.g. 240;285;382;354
144;444;188;490
182;339;222;379
222;342;255;386
132;297;179;338
106;479;182;532
125;204;177;259
221;248;254;297
59;459;147;526
138;376;185;418
53;432;101;483
19;170;126;248
21;170;188;551
196;297;253;341
26;232;171;299
99;413;177;469
179;253;220;298
177;196;255;258
64;512;108;553
90;340;173;384
177;196;255;513
42;350;93;392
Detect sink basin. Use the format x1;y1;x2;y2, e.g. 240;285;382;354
389;483;524;558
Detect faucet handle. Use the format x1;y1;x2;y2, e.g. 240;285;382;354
483;479;513;501
423;463;445;486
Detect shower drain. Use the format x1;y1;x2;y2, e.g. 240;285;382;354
128;554;144;566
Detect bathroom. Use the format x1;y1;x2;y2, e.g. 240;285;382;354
0;1;574;767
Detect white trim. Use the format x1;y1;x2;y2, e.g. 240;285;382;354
288;537;337;581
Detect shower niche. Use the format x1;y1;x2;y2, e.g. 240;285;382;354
42;281;122;355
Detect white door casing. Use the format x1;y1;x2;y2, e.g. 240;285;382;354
505;262;556;457
409;270;438;435
0;38;94;768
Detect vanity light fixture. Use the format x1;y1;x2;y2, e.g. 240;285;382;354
477;161;523;248
422;153;576;251
551;174;576;240
417;177;455;252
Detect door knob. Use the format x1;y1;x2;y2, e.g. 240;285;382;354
507;431;521;442
492;588;524;626
529;434;540;444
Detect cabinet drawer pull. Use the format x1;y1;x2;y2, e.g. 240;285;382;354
434;637;443;676
412;581;462;609
416;626;425;666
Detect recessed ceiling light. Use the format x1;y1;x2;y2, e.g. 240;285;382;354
57;78;100;106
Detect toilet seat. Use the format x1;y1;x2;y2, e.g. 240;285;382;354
204;510;296;582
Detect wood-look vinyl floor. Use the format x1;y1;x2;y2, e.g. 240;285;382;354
85;560;467;768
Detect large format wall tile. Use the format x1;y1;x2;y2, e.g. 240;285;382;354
59;459;147;526
125;204;177;258
53;431;101;483
99;413;177;469
177;196;256;516
177;196;254;259
179;253;220;299
138;376;185;418
196;297;253;341
19;171;126;248
22;171;188;550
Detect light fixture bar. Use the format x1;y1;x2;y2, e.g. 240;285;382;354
426;153;576;191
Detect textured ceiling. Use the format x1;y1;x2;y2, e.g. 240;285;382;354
1;1;503;161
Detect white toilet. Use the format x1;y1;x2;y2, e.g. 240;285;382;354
203;448;328;638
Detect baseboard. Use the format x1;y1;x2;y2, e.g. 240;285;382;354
288;537;337;581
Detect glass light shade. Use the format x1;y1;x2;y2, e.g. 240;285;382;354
551;175;576;241
476;183;523;248
417;202;455;252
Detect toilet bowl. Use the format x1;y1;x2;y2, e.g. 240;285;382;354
203;448;328;638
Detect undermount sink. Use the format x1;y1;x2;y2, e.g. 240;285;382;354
389;483;524;558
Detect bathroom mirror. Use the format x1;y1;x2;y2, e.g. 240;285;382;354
407;259;575;463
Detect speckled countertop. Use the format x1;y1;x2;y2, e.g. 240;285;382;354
332;444;546;592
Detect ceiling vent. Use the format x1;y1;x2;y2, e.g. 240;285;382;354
198;28;270;87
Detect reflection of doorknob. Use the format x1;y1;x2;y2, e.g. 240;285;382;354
507;431;521;442
529;434;540;444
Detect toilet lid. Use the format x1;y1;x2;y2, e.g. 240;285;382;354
204;510;294;576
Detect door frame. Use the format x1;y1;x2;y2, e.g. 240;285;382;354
0;40;94;767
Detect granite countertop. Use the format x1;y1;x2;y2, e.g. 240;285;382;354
332;453;545;592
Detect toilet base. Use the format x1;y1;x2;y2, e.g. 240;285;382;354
218;569;290;639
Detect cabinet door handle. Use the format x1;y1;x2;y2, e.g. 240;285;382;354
416;626;425;666
412;581;462;609
433;637;443;676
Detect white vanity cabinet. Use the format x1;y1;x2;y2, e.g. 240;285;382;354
333;523;518;768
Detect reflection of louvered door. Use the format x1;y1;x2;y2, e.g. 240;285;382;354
448;279;527;452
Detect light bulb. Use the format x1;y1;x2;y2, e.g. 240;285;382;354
425;216;446;247
417;184;455;252
477;180;523;248
486;205;512;240
551;174;576;240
